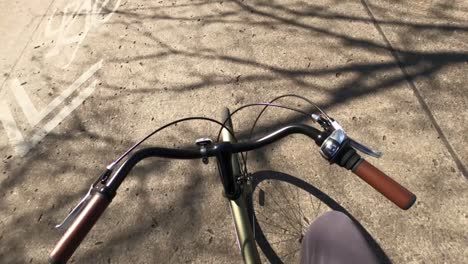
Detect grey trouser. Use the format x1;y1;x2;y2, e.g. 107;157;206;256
300;211;379;264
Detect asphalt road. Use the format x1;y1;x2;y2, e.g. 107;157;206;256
1;0;467;263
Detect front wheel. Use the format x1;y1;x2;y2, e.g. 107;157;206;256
247;171;391;264
247;171;331;263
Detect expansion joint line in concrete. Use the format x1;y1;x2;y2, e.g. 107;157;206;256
360;0;467;179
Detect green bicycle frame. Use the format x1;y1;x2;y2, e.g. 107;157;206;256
221;119;261;264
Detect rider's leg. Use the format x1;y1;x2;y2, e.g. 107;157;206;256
300;210;379;264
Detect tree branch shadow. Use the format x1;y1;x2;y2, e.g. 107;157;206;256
1;0;467;263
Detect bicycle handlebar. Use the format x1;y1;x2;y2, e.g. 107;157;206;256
49;192;111;264
49;123;416;263
49;124;323;263
352;159;416;210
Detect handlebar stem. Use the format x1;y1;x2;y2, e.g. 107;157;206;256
215;143;242;200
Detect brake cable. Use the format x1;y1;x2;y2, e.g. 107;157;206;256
107;117;238;171
216;94;332;174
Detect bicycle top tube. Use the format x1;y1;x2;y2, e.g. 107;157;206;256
103;124;326;194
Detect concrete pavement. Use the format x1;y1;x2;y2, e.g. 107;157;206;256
0;0;467;263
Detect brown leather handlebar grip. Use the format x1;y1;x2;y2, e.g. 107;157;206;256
352;159;416;210
49;192;110;264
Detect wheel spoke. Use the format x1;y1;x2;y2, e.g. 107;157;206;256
268;236;300;245
250;175;330;264
280;247;301;261
257;184;303;233
255;214;299;236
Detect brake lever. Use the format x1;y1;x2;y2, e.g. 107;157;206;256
313;113;382;159
54;185;94;231
349;137;382;158
54;169;113;230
